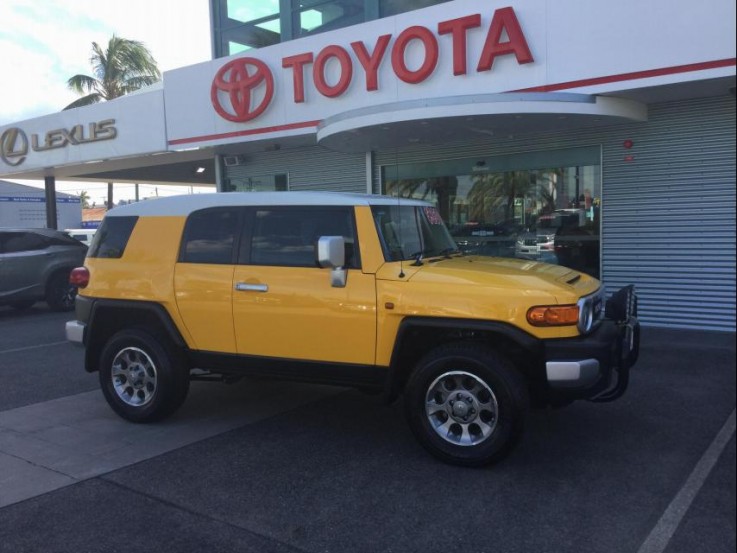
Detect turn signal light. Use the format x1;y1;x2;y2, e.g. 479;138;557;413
69;267;90;289
527;305;579;326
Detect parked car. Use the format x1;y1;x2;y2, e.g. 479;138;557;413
0;228;88;311
451;221;519;257
515;228;557;262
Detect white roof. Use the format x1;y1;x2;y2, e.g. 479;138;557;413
107;191;431;217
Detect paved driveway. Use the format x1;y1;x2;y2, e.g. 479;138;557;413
0;306;734;553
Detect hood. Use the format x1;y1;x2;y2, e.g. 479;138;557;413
381;255;600;299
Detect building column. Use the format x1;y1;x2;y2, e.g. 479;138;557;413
44;175;57;229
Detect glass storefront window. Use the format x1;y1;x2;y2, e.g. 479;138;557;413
226;0;280;23
220;0;281;52
293;0;365;38
229;173;288;192
379;0;450;17
213;0;456;57
382;149;602;278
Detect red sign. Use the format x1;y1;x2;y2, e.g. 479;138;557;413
211;6;533;120
211;58;275;122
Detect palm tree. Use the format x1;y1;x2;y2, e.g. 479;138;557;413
78;190;91;209
63;35;161;110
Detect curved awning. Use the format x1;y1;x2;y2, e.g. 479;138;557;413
317;93;647;153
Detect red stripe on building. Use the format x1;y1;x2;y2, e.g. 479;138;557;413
168;120;321;146
515;58;736;93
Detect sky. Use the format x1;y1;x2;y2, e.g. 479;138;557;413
0;0;213;205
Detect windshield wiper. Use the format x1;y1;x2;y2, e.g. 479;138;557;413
408;249;430;266
409;248;461;264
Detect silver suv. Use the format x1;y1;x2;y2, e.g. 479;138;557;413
0;228;88;311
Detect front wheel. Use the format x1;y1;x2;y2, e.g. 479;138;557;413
404;343;529;467
99;329;189;423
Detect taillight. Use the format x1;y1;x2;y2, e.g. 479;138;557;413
69;267;90;288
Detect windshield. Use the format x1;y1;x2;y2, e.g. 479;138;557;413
371;205;458;262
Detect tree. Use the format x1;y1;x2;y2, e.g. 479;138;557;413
79;190;90;209
63;35;161;110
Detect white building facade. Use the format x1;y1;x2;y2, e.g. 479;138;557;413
0;0;734;330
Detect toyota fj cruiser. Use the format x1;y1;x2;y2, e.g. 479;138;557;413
66;192;639;466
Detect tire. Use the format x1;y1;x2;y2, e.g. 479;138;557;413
98;329;190;423
45;271;77;312
404;343;529;467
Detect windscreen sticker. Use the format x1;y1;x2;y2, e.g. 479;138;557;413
424;207;443;225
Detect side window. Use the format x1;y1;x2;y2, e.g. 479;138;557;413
179;208;242;264
88;216;138;259
247;207;359;268
0;232;48;253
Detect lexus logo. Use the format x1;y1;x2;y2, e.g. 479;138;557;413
0;127;29;166
211;58;274;122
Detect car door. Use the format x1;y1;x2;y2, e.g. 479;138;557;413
0;231;48;298
232;206;377;365
174;207;243;353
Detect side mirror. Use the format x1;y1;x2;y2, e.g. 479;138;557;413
317;236;347;288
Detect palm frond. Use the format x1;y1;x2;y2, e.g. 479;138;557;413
64;34;161;109
63;93;103;111
66;74;99;95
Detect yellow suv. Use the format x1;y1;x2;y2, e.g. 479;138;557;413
66;192;639;466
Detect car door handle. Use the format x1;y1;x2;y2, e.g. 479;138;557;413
235;282;268;293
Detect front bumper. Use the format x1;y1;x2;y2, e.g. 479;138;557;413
543;286;640;401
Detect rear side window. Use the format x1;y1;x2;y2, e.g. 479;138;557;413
0;232;48;253
179;208;242;264
247;207;359;268
88;216;138;259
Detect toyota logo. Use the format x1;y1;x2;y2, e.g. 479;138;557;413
211;58;274;123
0;127;29;166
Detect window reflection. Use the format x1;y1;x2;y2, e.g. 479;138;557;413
383;160;602;278
226;0;280;23
214;0;456;56
293;0;365;38
379;0;451;17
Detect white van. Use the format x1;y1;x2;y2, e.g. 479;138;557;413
64;229;97;247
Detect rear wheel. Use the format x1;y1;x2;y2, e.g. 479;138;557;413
45;271;77;311
404;343;529;467
99;329;189;422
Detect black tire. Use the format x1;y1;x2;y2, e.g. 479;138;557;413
45;271;77;312
404;343;529;467
99;329;190;423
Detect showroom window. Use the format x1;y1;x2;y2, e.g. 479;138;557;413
214;0;282;54
212;0;453;56
379;0;449;17
292;0;365;39
381;147;602;278
226;173;288;192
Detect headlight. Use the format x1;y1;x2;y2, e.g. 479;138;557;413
576;288;605;334
527;289;605;332
527;305;579;326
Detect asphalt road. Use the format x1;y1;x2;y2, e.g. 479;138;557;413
0;304;734;553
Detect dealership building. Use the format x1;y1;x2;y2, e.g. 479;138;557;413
0;0;734;331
